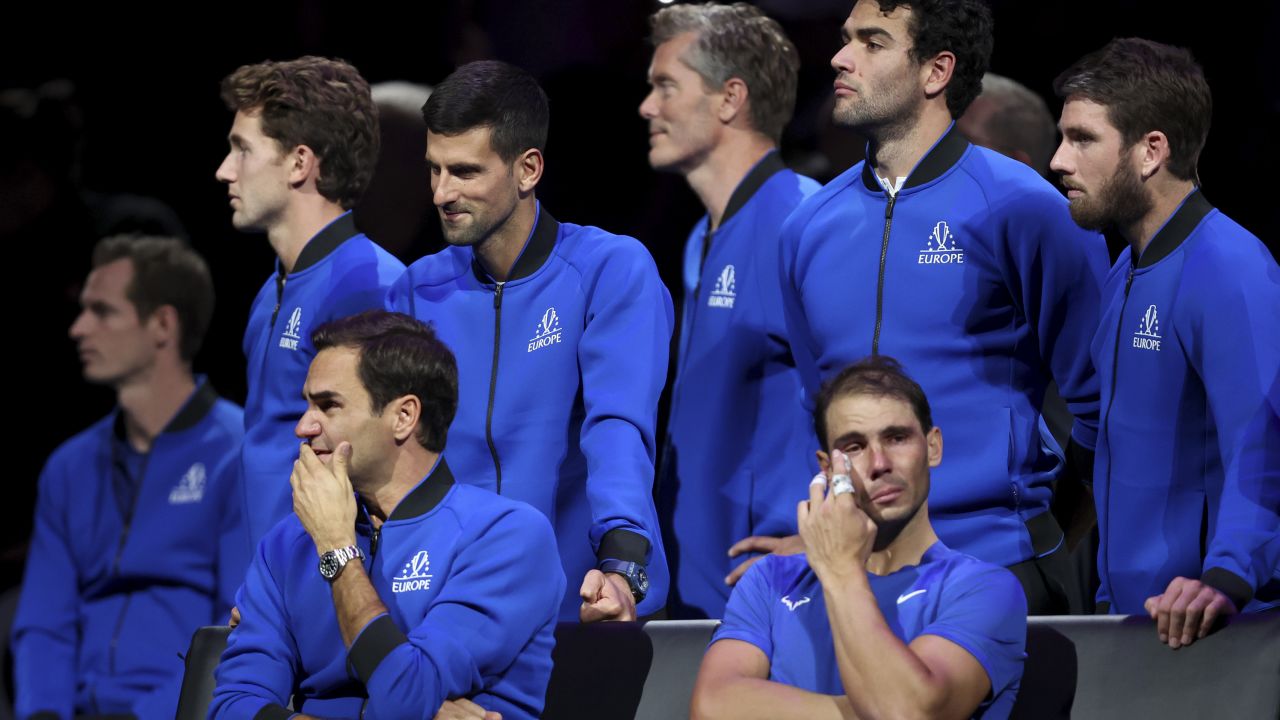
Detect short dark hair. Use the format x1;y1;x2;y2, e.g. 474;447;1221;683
422;60;549;162
1053;38;1211;182
875;0;993;118
91;235;214;362
220;56;379;208
814;356;933;451
311;311;458;453
649;3;800;143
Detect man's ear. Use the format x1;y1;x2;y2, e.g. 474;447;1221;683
717;77;750;125
389;394;422;443
516;148;544;195
1135;130;1171;181
147;305;180;353
922;51;956;101
286;143;320;188
816;449;832;475
926;427;943;468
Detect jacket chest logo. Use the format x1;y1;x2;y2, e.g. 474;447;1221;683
918;221;965;265
279;307;303;350
780;595;811;611
527;307;563;353
1132;304;1162;352
708;264;737;309
392;550;434;593
168;463;206;504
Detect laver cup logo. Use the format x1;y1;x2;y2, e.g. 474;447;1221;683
528;307;563;353
280;307;303;350
1132;304;1162;352
708;264;737;309
392;550;434;593
918;221;965;265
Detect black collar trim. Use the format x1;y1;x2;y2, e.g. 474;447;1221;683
471;206;560;284
1134;189;1212;269
112;379;220;442
384;457;456;521
721;151;787;227
861;126;970;192
293;212;359;274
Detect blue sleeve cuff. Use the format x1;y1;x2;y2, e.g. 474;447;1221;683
1202;567;1253;611
253;703;294;720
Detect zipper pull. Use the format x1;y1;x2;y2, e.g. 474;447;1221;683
1124;268;1135;296
371;527;380;559
494;281;505;309
885;195;897;220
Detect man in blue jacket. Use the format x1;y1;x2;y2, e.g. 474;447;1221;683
1051;38;1280;646
216;56;406;554
640;3;819;619
775;0;1109;613
387;61;672;621
13;235;244;719
211;311;563;719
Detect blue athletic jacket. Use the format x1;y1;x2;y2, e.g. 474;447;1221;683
12;380;243;719
1092;189;1280;613
387;205;672;618
779;126;1108;569
210;460;564;720
661;152;820;619
240;212;404;551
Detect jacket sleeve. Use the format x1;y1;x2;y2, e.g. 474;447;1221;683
208;538;300;720
574;238;674;611
348;507;565;719
999;190;1109;454
1186;247;1280;609
11;456;80;720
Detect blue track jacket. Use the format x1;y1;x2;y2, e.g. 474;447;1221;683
12;380;243;719
240;212;404;551
779;127;1108;570
387;205;673;618
210;460;564;720
1092;189;1280;613
661;152;820;619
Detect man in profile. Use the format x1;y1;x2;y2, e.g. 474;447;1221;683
1051;37;1280;646
216;55;406;554
639;1;820;620
13;235;243;719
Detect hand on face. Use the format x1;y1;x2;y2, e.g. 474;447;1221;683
797;450;877;583
291;441;358;554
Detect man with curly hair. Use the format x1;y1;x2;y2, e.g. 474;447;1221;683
216;56;406;553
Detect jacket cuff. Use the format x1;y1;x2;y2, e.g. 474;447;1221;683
1065;436;1095;489
348;614;408;685
253;704;294;720
1201;567;1253;610
597;528;650;565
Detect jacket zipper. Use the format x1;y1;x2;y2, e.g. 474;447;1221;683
1101;267;1136;602
109;444;151;676
486;282;506;493
871;195;898;354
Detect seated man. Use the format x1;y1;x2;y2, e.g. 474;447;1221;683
693;356;1027;720
13;235;244;719
211;311;564;720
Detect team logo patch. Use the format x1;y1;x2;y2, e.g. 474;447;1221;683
708;264;737;309
168;463;206;504
279;307;303;350
780;595;811;611
392;550;434;593
1132;304;1162;351
527;307;563;353
917;221;965;265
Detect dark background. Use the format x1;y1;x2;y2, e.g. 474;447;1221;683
4;0;1277;586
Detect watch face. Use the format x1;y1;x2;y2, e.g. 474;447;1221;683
635;567;650;595
319;552;340;580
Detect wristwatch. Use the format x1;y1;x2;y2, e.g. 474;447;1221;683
319;545;366;582
599;559;649;603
